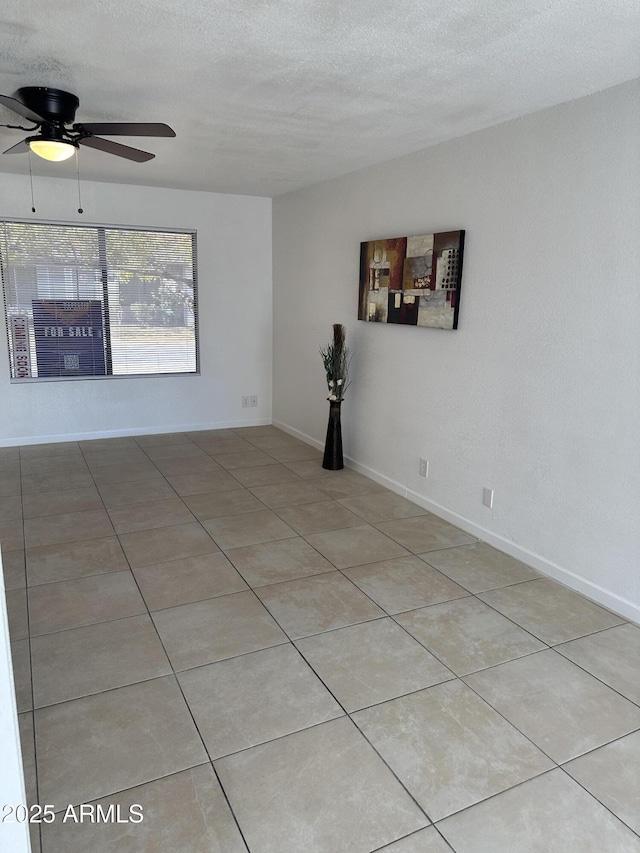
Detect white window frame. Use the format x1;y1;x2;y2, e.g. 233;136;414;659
0;219;199;382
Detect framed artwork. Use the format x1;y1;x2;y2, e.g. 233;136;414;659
358;230;465;329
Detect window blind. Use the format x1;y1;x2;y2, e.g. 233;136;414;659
0;220;199;381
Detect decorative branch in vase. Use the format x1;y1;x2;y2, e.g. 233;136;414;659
320;324;352;469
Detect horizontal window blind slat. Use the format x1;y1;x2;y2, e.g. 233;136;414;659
1;220;199;381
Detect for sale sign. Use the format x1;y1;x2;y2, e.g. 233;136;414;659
32;300;106;377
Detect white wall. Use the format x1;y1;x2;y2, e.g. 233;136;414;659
0;175;272;444
273;79;640;622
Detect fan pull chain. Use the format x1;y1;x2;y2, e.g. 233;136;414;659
75;149;84;214
27;150;36;212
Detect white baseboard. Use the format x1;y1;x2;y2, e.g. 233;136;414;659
0;418;273;447
273;419;640;625
272;419;324;451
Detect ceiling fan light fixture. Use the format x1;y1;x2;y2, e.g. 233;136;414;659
28;137;77;162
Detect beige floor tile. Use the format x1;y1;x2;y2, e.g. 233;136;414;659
396;597;546;676
190;438;255;456
30;814;42;852
20;455;90;476
438;769;640;853
266;444;323;463
134;432;192;447
255;572;384;639
35;676;208;807
354;680;552;821
133;551;248;610
0;475;21;497
339;492;429;523
231;425;282;437
564;730;640;836
97;476;177;508
28;571;146;636
304;524;410;569
143;443;209;463
297;618;453;712
376;515;477;553
0;446;20;461
90;462;161;486
179;644;343;758
12;638;32;712
343;555;468;614
152;590;287;670
83;448;151;468
108;497;195;533
478;578;624;644
0;518;25;552
276;500;365;535
215;716;428;853
248;481;328;508
556;622;640;704
0;457;20;475
422;542;540;592
26;536;129;585
24;509;114;549
378;828;453;852
19;712;37;807
78;437;140;451
186;428;239;441
307;473;387;499
31;614;172;707
2;549;26;589
21;469;95;494
244;433;306;450
22;487;103;519
7;587;28;639
284;458;347;478
166;469;241;496
40;764;247;853
184;489;265;521
225;537;336;587
20;442;80;460
464;650;640;763
213;449;275;469
119;521;219;567
202;509;297;549
229;463;302;487
0;494;23;521
153;454;223;476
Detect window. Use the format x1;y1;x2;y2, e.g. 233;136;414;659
0;220;199;380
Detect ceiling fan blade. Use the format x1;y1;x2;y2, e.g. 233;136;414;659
79;135;155;162
3;139;30;155
0;93;44;123
78;122;175;138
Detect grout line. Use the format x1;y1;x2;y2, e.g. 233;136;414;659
6;427;638;851
122;522;253;853
16;449;43;852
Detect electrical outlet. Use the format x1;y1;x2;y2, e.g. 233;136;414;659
483;487;494;509
242;396;250;408
419;458;429;478
250;395;258;407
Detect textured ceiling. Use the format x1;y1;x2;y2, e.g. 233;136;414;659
0;0;639;197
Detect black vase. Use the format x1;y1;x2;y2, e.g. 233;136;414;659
322;400;344;470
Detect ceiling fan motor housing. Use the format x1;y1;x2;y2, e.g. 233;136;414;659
15;87;79;125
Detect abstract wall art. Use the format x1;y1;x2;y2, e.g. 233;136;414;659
358;230;465;329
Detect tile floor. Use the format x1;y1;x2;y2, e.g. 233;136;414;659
1;426;640;853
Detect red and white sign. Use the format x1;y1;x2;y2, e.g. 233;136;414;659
10;315;32;378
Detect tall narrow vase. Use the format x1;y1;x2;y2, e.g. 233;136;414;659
322;400;343;470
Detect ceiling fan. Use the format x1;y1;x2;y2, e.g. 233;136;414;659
0;86;175;163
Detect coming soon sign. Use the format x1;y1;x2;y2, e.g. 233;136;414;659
10;315;32;378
